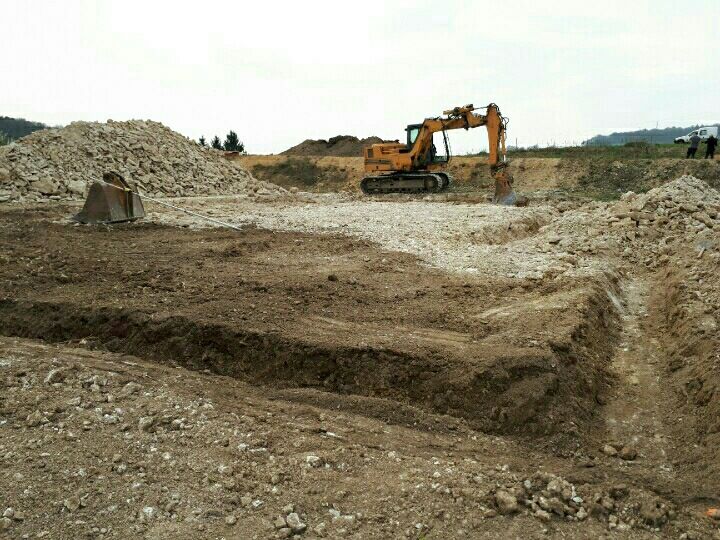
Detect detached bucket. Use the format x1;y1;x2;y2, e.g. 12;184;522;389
73;172;145;224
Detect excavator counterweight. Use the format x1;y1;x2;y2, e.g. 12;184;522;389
361;103;520;205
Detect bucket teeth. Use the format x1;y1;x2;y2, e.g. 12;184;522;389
73;172;145;224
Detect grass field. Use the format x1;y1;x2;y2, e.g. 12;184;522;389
477;142;697;160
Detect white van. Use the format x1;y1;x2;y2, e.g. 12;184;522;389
674;126;718;144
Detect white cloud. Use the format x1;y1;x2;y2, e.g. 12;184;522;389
3;0;719;153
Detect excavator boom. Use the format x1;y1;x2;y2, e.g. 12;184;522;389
361;103;518;204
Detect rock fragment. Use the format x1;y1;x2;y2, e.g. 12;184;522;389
494;490;518;514
286;512;307;533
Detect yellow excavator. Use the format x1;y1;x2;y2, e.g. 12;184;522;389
361;103;517;205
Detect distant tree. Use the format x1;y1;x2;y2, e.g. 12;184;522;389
211;136;222;150
0;116;47;139
198;136;207;147
223;130;245;153
0;131;10;146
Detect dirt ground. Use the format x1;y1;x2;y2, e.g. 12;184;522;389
237;155;720;199
1;182;719;538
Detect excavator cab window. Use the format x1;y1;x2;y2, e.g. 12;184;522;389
430;131;450;163
405;124;422;149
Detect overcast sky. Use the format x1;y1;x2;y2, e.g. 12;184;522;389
5;1;720;154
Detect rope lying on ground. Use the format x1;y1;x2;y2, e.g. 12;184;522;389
97;177;245;232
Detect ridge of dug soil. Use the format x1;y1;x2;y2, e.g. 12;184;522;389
280;135;388;157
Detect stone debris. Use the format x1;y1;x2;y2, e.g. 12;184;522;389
619;445;638;461
602;444;618;457
494;490;518;514
44;367;67;384
489;472;674;532
285;512;307;533
611;177;720;233
0;120;285;202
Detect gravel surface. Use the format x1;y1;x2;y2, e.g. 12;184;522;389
149;196;610;280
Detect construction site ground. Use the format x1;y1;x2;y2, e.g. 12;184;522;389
239;154;720;199
1;180;720;539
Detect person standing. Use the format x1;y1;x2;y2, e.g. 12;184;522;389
687;133;701;158
704;134;718;159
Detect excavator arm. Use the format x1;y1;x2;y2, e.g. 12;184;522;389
416;104;516;204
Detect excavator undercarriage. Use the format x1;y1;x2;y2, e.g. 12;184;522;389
360;172;452;195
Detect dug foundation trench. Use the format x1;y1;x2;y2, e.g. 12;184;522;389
0;209;624;441
0;280;619;439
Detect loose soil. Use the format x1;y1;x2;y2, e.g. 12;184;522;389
1;188;719;539
0;207;615;440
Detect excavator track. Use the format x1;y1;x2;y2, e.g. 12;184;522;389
360;172;452;195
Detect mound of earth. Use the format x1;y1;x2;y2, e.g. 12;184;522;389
0;120;284;202
281;135;388;157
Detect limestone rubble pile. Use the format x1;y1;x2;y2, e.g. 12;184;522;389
601;176;719;270
610;176;720;235
491;473;672;530
0;120;285;202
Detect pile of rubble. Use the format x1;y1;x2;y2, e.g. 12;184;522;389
602;176;718;269
0;120;285;202
610;176;719;236
491;472;673;532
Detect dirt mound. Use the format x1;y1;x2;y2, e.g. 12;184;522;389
630;174;720;208
0;120;284;202
281;135;387;157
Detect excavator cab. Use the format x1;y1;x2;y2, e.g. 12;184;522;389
401;124;421;153
405;124;450;165
431;131;450;164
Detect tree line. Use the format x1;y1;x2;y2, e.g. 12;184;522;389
198;130;245;153
0;116;47;140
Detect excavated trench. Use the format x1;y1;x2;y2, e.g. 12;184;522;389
0;280;621;440
0;209;625;441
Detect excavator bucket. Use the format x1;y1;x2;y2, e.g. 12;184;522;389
492;165;519;206
73;172;145;224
